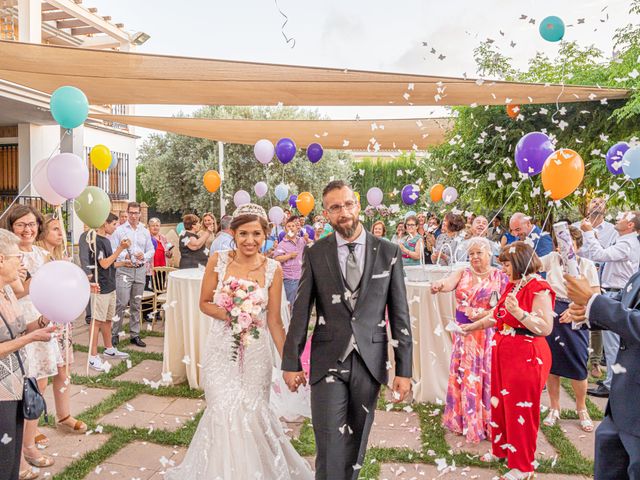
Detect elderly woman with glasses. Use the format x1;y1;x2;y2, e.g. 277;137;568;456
0;229;57;480
399;216;423;266
431;237;508;444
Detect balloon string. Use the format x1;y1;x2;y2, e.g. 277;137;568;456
274;0;295;48
0;128;71;221
551;41;567;124
55;205;69;259
479;178;525;237
86;230;98;375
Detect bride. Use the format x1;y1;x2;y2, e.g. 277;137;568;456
165;204;313;479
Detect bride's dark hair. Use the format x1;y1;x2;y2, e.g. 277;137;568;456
229;214;269;236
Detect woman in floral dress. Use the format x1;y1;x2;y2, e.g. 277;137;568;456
431;237;508;443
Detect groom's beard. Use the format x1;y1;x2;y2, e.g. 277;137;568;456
331;214;360;239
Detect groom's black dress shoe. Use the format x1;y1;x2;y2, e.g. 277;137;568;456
587;384;609;398
130;336;146;347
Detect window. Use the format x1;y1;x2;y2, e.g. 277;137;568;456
85;147;129;200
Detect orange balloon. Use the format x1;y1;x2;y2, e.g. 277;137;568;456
430;184;445;202
541;149;584;200
506;104;521;119
296;192;315;216
203;170;221;193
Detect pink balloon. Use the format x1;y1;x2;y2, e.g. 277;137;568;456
254;181;268;198
29;261;90;324
254;139;275;165
233;190;251;207
366;187;383;207
32;159;66;205
47;152;88;200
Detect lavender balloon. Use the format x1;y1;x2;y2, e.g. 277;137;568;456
268;206;285;225
47;152;89;199
307;143;323;163
514;132;554;176
254;139;275;165
30;261;90;324
233;190;251;207
606;142;630;175
276;138;297;164
288;194;298;208
254;181;268;198
401;184;419;205
442;186;458;204
33;159;66;205
366;187;383;207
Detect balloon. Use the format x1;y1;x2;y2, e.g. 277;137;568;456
109;154;118;170
254;139;275;165
74;186;111;228
203;170;221;193
606;142;630;175
401;184;419;205
268;206;285;225
276;138;297;164
366;187;383;207
304;225;315;240
430;184;445;203
89;145;112;172
32;159;66;205
541;149;585;200
254;181;268;198
506;104;521;119
176;222;185;235
539;15;565;42
442;187;458;204
288;194;298;208
514;132;554;176
233;190;251;207
274;183;289;202
50;86;89;130
307;143;324;163
47;152;88;200
622;147;640;180
296;192;315;216
30;261;90;324
404;211;417;219
354;192;360;203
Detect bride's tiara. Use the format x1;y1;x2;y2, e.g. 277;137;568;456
232;203;268;221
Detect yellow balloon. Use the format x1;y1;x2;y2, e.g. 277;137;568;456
90;144;112;172
296;192;315;216
354;191;360;203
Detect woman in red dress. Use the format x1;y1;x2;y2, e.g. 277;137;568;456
464;241;555;480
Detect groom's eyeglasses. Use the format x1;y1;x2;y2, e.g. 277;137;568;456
326;201;357;215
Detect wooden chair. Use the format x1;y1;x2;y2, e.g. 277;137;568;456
151;266;176;329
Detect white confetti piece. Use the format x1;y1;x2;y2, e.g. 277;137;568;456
612;363;627;374
332;294;341;304
0;433;11;444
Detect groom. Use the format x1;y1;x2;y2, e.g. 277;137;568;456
283;180;413;480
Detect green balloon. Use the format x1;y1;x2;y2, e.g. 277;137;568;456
74;186;111;228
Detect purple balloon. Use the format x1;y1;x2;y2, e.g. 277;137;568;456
401;184;419;205
514;132;554;176
288;194;298;208
276;138;297;164
307;143;323;163
606;142;629;175
304;225;315;240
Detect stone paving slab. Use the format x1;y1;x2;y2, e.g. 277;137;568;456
558;419;599;460
97;394;204;432
444;429;557;459
368;410;422;451
541;386;580;413
124;334;165;354
32;426;110;478
71;351;126;377
586;383;609;412
84;441;186;479
379;463;592;480
43;383;115;419
115;359;164;383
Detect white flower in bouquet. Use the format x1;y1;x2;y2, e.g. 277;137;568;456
232;323;242;334
230;307;241;317
240;301;255;313
235;288;248;299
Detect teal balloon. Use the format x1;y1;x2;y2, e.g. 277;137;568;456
622;147;640;179
50;86;89;129
539;16;565;42
74;187;111;228
176;222;185;235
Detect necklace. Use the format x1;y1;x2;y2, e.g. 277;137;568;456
471;267;491;276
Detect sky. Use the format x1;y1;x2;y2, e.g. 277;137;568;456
86;0;631;140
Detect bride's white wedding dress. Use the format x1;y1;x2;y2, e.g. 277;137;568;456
165;251;313;479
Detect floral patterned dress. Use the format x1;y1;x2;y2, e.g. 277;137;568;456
442;267;508;443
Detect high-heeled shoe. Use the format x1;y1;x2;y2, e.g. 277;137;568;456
578;409;594;432
19;468;39;480
542;408;560;427
56;414;87;434
23;446;55;468
500;468;536;480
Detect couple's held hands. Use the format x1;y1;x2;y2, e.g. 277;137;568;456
283;371;307;392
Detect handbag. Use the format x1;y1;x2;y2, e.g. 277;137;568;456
0;311;48;421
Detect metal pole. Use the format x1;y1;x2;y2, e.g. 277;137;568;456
218;141;225;217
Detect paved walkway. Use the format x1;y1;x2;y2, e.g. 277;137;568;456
31;316;598;479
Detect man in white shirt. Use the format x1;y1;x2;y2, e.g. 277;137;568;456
580;210;640;397
110;202;155;348
209;215;234;256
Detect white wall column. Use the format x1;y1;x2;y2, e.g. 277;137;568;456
17;0;41;43
17;123;59;195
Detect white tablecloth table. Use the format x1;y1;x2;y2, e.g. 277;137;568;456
162;268;209;389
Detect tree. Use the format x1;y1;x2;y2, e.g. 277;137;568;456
138;106;352;218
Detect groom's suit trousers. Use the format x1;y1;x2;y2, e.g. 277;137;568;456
311;351;380;480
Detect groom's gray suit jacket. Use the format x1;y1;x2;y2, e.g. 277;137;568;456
282;231;412;384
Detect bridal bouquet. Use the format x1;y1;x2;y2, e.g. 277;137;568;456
213;277;267;364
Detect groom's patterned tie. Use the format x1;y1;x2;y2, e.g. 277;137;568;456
341;243;362;361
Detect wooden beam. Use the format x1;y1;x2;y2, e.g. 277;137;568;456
41;3;60;11
45;0;130;42
115;23;123;28
56;18;88;28
42;10;74;21
71;26;101;35
88;7;97;12
101;16;111;21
